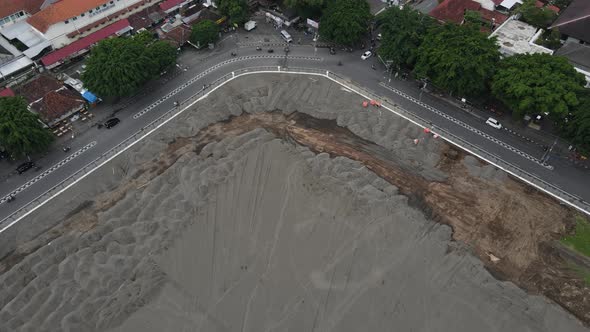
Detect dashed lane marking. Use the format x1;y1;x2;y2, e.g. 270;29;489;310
0;141;97;204
379;83;549;168
132;55;322;119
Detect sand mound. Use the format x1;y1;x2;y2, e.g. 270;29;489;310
0;74;587;331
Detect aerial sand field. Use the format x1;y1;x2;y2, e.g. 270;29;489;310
0;74;588;331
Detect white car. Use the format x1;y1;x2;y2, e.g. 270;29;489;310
486;117;502;129
361;51;372;60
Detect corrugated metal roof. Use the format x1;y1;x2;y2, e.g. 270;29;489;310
40;18;130;67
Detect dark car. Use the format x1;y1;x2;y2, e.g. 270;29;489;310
104;118;120;129
17;161;34;174
267;48;274;53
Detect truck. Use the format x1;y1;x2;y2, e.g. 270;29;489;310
244;20;257;31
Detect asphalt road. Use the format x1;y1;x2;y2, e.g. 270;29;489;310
1;37;589;223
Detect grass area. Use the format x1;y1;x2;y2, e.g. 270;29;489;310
570;265;590;286
561;216;590;257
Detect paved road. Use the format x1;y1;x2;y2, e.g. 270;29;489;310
1;35;589;223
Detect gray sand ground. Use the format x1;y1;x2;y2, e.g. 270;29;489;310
0;75;587;331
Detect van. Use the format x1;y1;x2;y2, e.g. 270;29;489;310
280;30;292;43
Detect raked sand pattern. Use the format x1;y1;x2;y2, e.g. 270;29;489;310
0;74;587;331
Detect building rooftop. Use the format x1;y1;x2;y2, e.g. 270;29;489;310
127;4;164;30
430;0;508;25
555;41;590;73
0;0;44;18
550;0;590;43
161;24;190;47
0;87;14;97
41;18;131;68
490;19;553;56
16;74;62;104
27;0;109;33
30;88;85;126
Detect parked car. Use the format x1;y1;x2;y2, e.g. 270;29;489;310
376;33;382;41
329;47;336;55
486;117;502;129
267;48;274;53
361;51;372;60
17;161;34;174
104;118;120;129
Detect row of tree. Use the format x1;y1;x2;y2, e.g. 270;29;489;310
377;6;589;152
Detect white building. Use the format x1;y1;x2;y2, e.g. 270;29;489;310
489;17;553;56
26;0;162;49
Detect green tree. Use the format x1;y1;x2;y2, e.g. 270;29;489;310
564;91;590;153
319;0;371;46
0;96;53;158
82;33;177;98
377;6;433;69
414;23;501;96
217;0;249;25
463;10;482;26
190;19;220;48
146;41;177;75
284;0;326;18
491;53;585;119
82;37;152;98
517;0;557;28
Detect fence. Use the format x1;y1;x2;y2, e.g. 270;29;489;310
1;66;588;233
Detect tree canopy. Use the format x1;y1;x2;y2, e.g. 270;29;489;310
0;96;53;158
82;32;177;98
190;19;220;48
491;53;585;119
318;0;371;46
284;0;326;18
377;6;433;69
414;23;501;97
217;0;249;25
517;0;557;28
563;91;590;154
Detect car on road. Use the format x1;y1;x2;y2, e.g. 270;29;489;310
361;51;372;60
104;118;120;129
17;161;34;174
486;117;502;129
329;47;336;55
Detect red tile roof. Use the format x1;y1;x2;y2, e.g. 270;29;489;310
16;74;63;103
162;24;191;47
41;19;131;67
31;89;85;125
27;0;110;32
159;0;184;12
430;0;507;25
0;87;15;97
0;0;44;18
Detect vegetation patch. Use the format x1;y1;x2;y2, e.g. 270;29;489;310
561;216;590;257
